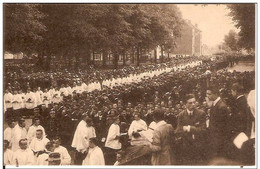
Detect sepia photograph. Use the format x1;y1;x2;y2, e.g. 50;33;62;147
2;2;256;167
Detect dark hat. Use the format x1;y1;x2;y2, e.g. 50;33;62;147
48;152;61;162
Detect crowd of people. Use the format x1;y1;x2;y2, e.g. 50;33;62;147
3;55;255;166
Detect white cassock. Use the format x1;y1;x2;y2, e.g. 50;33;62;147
82;146;105;165
60;87;68;97
81;126;96;151
4;127;14;143
14;148;35;166
4;149;14;166
29;137;49;153
105;124;121;150
48;89;55;99
52;90;61;104
20;93;26;109
54;146;71;165
12;124;28;152
4;92;13;110
71;120;87;152
36;153;49;165
27;125;46;143
66;86;73;96
128;119;148;138
35;90;43;106
12;94;23;111
42;92;51;107
24;92;36;109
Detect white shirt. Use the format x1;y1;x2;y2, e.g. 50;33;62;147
27;125;46;143
14;148;35;166
4;149;14;166
105;123;121;150
29;137;49;152
54;146;71;165
128;119;147;137
82;146;105;165
42;92;51;107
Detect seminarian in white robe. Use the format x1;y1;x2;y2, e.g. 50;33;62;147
12;124;27;152
12;93;23;111
82;146;105;165
42;91;51;107
24;91;36;110
4;148;14;166
71;119;87;152
4;126;14;144
4;91;13;110
14;148;35;166
27;125;46;143
54;145;71;165
128;118;148;138
105;123;121;150
29;137;49;153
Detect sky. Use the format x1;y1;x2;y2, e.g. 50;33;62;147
177;4;240;48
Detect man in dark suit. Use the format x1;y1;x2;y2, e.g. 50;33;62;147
229;83;255;164
175;94;206;165
206;86;231;159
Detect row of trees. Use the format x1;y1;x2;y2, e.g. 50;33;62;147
4;4;184;68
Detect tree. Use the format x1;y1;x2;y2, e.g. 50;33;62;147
4;4;46;55
227;4;255;50
224;30;239;51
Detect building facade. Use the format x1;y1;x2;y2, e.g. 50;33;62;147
172;20;202;56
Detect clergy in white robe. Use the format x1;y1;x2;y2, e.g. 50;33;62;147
42;89;51;107
71;115;89;152
82;137;105;165
4;140;14;166
12;119;28;152
36;141;55;165
4;120;15;144
105;118;121;150
12;91;23;111
24;89;36;110
29;129;49;154
14;139;35;166
53;137;71;165
128;114;148;138
27;118;46;143
4;90;13;110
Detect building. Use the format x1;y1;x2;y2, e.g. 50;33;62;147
172;20;202;56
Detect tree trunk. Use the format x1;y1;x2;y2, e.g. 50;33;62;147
114;53;119;69
137;47;140;66
131;48;135;64
160;45;164;62
154;48;157;63
123;52;126;66
102;51;107;67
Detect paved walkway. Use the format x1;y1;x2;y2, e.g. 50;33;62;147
227;61;255;72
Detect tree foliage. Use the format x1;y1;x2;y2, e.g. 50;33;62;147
224;30;239;51
4;4;183;67
227;4;255;50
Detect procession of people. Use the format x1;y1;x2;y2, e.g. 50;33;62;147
3;54;255;166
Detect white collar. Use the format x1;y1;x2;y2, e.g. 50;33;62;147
213;97;221;106
236;95;244;99
187;109;193;115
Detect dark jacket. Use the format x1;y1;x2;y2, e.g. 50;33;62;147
208;98;231;158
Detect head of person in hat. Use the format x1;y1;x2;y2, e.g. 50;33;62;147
48;152;61;165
